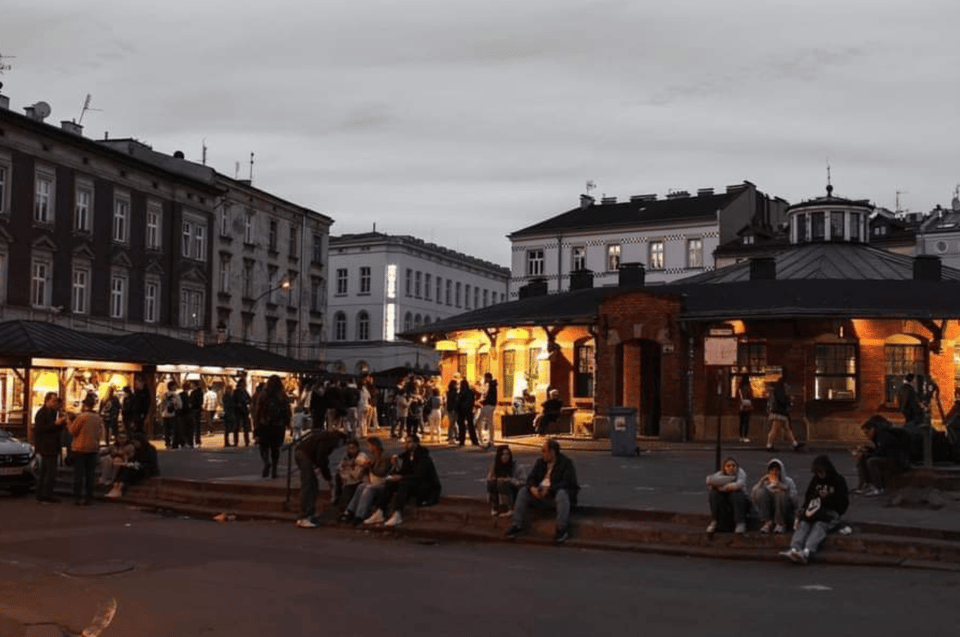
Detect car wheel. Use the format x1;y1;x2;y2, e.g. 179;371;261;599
9;486;31;497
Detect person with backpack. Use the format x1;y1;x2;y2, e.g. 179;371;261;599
160;381;182;449
255;375;291;479
765;374;802;452
854;415;912;496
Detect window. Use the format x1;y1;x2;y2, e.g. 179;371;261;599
146;203;161;249
607;244;621;272
571;246;586;272
478;352;490;377
34;168;55;224
0;159;9;215
74;182;93;233
575;343;595;397
144;278;159;323
483;289;489;307
445;280;452;305
289;225;298;258
357;311;370;341
219;255;231;293
527;249;544;276
334;312;347;341
885;342;926;403
405;268;412;297
811;212;825;241
268;219;278;251
502;350;516;398
359;266;371;294
179;286;204;328
830;211;844;241
414;313;422;328
500;293;505;303
267;265;279;303
814;344;857;400
735;341;768;398
71;266;89;314
110;273;127;319
436;277;443;304
244;213;254;244
850;213;861;241
649;241;664;270
181;218;206;260
424;273;432;300
220;208;229;236
31;258;51;307
243;260;254;298
113;194;130;243
455;282;462;307
404;312;413;332
336;268;348;295
796;214;808;243
310;277;323;312
527;347;540;384
465;284;471;309
415;271;422;298
474;287;479;309
687;238;703;268
458;352;469;379
312;234;323;263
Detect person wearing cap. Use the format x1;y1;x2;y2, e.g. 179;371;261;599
68;392;104;505
535;389;563;436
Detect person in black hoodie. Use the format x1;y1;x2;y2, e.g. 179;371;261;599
505;438;580;544
367;433;441;528
34;392;68;502
854;414;912;496
783;454;849;564
457;379;480;447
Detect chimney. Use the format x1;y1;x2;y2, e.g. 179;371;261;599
61;120;83;135
579;194;595;210
634;194;657;202
618;262;645;288
518;278;549;299
569;269;594;290
913;255;942;281
0;84;8;110
749;256;777;280
601;196;618;205
697;188;715;197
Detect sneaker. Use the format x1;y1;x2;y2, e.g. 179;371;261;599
504;525;522;538
498;508;513;518
296;518;318;528
793;441;805;452
787;548;805;564
800;548;810;563
705;520;717;535
862;485;884;497
384;511;403;527
554;527;569;544
760;521;773;534
773;524;786;534
105;485;123;499
734;522;746;534
363;510;385;525
490;506;499;517
742;438;750;444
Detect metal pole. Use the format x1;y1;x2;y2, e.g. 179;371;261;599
715;368;723;472
284;439;294;509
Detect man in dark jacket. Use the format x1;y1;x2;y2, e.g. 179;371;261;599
855;415;912;496
373;434;442;527
129;378;151;436
294;430;347;528
505;438;580;543
34;391;68;503
189;382;204;447
475;373;497;450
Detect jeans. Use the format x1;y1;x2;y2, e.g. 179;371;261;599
512;486;571;531
708;489;749;529
72;452;97;502
36;453;59;500
446;410;458;441
457;411;480;446
296;449;319;519
857;454;900;490
738;411;751;439
347;482;386;519
475;405;495;446
790;514;840;557
753;489;794;527
486;479;519;510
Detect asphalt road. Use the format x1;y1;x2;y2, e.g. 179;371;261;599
1;497;958;637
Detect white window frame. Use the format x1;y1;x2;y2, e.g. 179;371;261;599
219;255;231;293
31;257;52;307
179;286;204;328
181;215;207;261
606;244;621;272
334;312;347;341
572;246;586;271
357;311;370;341
360;266;371;294
144;278;159;323
110;272;128;319
687;238;703;268
336;268;348;295
244;213;254;244
71;265;90;315
649;241;664;270
146;202;162;250
34;166;55;225
527;249;544;276
74;180;93;233
113;193;130;243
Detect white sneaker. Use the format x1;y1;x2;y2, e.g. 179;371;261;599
384;511;403;527
296;518;317;528
363;510;385;525
734;522;746;534
105;485;123;499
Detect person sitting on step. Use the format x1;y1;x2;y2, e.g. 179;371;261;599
782;454;849;564
504;438;579;544
750;458;798;534
364;434;442;528
485;445;525;516
705;457;749;535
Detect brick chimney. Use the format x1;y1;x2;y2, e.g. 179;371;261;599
618;263;645;288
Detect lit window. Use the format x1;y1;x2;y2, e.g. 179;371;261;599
575;343;595;397
649;242;664;270
814;344;857;400
607;244;621;271
687;238;703;268
885;342;926;404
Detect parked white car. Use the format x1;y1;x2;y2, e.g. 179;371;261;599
0;428;36;495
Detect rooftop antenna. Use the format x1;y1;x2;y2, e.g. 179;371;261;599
201;138;207;166
0;51;14;74
249;152;255;184
585;180;597;195
77;94;100;124
234;161;240;180
896;189;908;214
826;159;833;196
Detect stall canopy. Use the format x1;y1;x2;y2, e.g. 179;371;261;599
204;342;318;373
0;320;137;363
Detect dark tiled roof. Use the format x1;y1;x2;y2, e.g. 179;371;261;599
679;242;960;284
105;332;222;366
0;321;138;362
204;342;317;373
509;191;739;238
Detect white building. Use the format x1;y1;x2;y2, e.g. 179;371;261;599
507;181;788;298
326;232;510;375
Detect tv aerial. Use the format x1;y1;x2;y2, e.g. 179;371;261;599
77;94;100;124
0;51;13;74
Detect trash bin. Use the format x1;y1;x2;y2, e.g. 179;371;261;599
608;407;638;457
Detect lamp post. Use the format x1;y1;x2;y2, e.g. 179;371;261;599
243;279;291;345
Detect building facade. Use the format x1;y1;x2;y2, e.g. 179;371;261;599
326;232;509;374
507;181;788;298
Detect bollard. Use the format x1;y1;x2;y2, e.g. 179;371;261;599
922;423;933;468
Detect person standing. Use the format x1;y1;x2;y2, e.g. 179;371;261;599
120;385;134;434
221;386;237;447
897;373;923;428
189;381;204;447
233;379;252;446
475;373;497;450
99;386;121;445
457;378;480;447
255;375;291;479
160;381;182;449
445;380;459;444
736;374;753;444
34;392;68;503
177;383;192;448
130;377;151;437
203;384;218;439
766;375;802;452
68;392;104;506
309;380;327;431
294;430;347;528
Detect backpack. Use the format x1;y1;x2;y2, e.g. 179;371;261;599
163;394;178;416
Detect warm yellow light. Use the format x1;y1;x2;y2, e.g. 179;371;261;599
504;328;530;341
435;340;458;352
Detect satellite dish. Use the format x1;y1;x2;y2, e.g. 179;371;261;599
33;101;51;120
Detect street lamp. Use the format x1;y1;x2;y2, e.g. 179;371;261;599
252;279;291;305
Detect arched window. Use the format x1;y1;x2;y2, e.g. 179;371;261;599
414;313;422;328
356;310;370;341
423;315;431;325
356;360;369;375
334;311;347;341
404;312;413;332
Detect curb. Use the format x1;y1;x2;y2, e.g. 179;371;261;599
0;603;65;637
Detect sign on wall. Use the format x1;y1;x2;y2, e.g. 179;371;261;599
704;336;737;366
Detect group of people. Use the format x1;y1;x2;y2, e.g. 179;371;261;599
158;380;220;449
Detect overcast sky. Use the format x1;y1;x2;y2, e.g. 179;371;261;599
4;0;960;265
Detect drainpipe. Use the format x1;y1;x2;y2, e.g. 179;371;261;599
556;234;563;292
